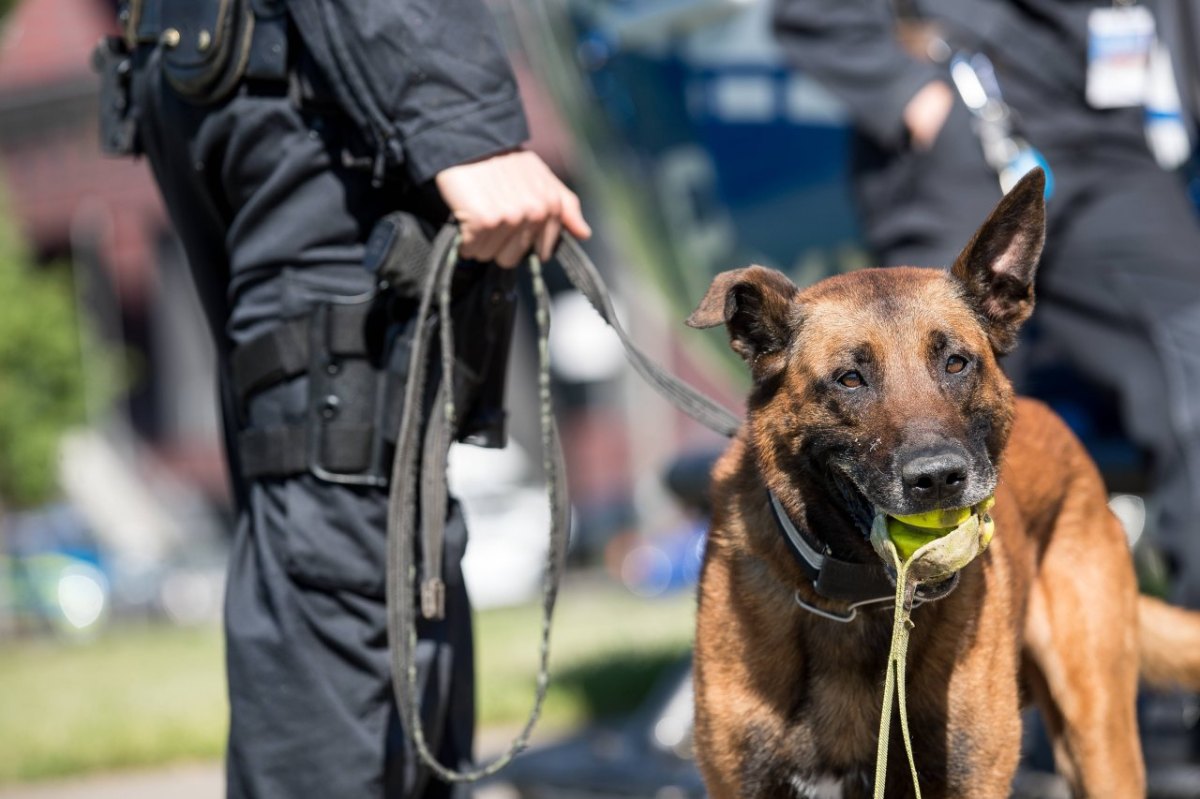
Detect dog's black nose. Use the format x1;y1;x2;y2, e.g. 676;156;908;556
900;450;969;505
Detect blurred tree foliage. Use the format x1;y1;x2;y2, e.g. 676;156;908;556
0;194;91;509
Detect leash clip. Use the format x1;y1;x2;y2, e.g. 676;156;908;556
793;591;892;623
793;571;960;624
793;586;944;624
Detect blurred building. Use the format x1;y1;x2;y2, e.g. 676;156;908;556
0;0;227;503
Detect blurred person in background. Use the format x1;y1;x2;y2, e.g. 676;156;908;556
96;1;588;797
773;0;1200;617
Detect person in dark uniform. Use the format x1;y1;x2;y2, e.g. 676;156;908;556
97;2;588;796
773;0;1200;616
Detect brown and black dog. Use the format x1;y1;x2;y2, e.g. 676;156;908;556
687;168;1200;798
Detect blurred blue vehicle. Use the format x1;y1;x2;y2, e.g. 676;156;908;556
521;0;861;297
1;504;111;635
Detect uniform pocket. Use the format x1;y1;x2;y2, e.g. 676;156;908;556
277;474;388;596
269;475;468;598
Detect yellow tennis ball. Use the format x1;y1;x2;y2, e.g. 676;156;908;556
885;517;946;561
891;507;972;530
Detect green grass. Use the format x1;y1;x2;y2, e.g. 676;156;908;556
475;583;694;728
0;624;228;784
0;581;694;784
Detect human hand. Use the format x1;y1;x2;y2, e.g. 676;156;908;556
904;80;954;151
434;149;592;268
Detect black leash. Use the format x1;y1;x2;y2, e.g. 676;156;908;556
552;235;741;438
386;227;739;782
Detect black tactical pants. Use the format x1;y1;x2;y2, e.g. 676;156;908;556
853;97;1200;610
130;47;474;798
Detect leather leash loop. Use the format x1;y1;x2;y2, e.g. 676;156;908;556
386;227;740;783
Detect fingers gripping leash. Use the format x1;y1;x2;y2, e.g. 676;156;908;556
385;227;740;782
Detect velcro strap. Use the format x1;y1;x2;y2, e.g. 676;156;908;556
230;303;372;403
231;318;308;401
238;422;376;479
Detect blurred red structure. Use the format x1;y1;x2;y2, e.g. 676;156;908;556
0;0;165;303
0;0;226;500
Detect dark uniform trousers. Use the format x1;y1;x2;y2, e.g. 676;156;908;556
853;96;1200;610
130;47;474;797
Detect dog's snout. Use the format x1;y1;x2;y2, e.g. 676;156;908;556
900;450;969;505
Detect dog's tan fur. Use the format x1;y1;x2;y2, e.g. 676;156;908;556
689;170;1200;798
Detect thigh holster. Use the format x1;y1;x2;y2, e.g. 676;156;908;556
233;299;397;486
231;213;519;486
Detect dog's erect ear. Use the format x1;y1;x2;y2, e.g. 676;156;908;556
687;265;799;379
951;168;1046;354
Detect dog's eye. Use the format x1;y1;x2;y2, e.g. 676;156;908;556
838;370;864;388
946;355;969;374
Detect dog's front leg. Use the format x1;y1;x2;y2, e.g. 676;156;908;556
693;548;811;798
692;683;820;799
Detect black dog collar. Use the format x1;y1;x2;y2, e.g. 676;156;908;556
767;490;960;611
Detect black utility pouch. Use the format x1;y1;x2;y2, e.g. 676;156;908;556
364;213;519;449
156;0;255;103
93;36;141;156
447;263;518;448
